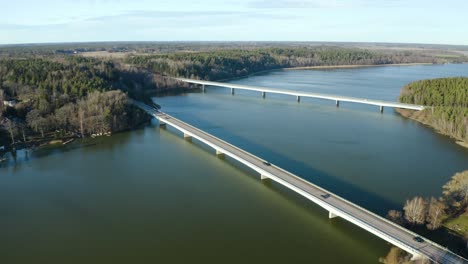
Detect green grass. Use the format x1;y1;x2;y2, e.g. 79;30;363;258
444;213;468;237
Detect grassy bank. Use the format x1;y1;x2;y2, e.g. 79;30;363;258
445;213;468;237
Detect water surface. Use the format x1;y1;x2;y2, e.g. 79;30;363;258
1;64;467;263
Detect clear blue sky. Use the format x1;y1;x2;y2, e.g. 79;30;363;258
1;0;467;45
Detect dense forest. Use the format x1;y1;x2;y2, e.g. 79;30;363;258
1;44;467;151
398;77;468;144
126;47;445;81
0;57;149;149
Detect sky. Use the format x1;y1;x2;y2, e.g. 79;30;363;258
1;0;468;45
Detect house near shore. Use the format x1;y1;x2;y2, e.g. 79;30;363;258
3;100;18;107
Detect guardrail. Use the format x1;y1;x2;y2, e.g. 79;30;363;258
172;77;426;111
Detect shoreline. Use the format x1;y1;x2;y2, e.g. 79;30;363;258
395;108;468;149
283;62;434;70
176;62;439;85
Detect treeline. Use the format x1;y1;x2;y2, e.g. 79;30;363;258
1;46;467;149
398;77;468;143
126;47;444;81
0;57;149;148
25;90;141;138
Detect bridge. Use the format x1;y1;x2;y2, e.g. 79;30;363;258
172;77;425;112
134;101;466;264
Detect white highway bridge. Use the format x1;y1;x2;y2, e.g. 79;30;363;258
134;101;466;264
173;77;426;112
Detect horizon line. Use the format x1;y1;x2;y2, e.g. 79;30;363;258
1;40;468;48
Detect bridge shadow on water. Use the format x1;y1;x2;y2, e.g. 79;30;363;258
166;115;401;217
163;117;468;256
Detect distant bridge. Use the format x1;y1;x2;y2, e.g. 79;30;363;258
172;77;425;112
134;101;466;264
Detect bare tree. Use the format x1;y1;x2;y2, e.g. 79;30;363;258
0;88;4;118
404;196;427;225
55;103;76;131
443;170;468;211
18;120;27;143
5;118;17;145
78;107;85;137
426;197;445;230
26;110;48;138
379;246;411;264
387;210;404;225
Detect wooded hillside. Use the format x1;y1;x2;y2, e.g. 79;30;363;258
398;77;468;143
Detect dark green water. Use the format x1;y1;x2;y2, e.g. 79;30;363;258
1;64;467;263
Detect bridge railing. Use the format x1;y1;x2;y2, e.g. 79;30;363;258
172;77;426;111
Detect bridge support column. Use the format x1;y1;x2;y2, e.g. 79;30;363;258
379;105;384;113
184;133;192;140
202;84;205;93
262;91;266;98
231;88;235;95
297;96;301;102
329;211;338;219
216;150;224;156
410;253;423;261
159;121;166;128
336;100;340;107
261;174;269;180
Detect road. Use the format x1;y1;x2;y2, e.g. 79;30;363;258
134;101;466;264
173;77;425;111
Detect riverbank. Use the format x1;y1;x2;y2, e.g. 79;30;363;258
396;77;468;149
284;62;434;70
396;108;468;149
0;104;152;157
167;63;437;90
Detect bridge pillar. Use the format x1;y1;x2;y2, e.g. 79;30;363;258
231;88;235;95
410;253;423;261
184;133;192;140
379;105;384;113
262;91;266;98
297;96;301;102
216;149;224;156
159;121;166;128
336;100;340;107
329;211;338;219
202;84;205;93
261;174;269;180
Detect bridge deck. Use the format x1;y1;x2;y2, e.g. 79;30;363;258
173;77;425;111
135;101;465;264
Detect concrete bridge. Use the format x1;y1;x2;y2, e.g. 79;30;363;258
172;77;425;112
134;101;466;264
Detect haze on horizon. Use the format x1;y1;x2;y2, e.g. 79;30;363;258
1;0;468;45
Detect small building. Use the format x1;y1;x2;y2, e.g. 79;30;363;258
3;100;18;107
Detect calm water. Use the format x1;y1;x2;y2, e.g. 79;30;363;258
1;64;467;263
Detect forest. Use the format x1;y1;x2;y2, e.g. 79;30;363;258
0;56;149;149
398;77;468;144
126;47;445;81
1;44;467;151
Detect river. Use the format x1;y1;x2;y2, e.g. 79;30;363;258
1;64;467;263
